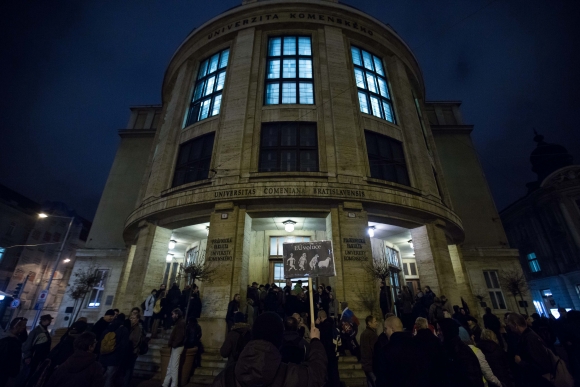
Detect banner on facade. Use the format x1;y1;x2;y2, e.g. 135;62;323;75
283;241;335;279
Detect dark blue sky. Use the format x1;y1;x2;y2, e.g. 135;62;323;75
1;0;579;220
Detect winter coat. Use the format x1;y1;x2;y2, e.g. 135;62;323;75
428;302;445;325
281;331;309;364
22;325;51;373
442;336;484;387
477;339;515;387
128;323;142;356
0;333;22;379
220;323;251;367
189;292;202;318
143;294;156;317
468;344;502;387
516;328;554;387
373;331;432;387
46;350;104;387
422;290;436;309
168;317;186;348
483;312;501;333
90;317;110;344
166;285;181;309
226;300;240;323
212;339;327;387
413;329;446;385
359;326;378;372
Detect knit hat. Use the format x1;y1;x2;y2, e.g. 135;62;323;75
252;312;284;349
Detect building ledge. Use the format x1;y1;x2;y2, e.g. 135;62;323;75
249;171;329;180
162;179;213;197
117;129;157;138
430;125;474;134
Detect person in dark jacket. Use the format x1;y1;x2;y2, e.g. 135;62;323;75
280;316;309;364
162;309;186;387
316;311;340;387
22;314;53;378
438;318;484;387
413;317;445;386
506;313;554;387
220;313;252;367
212;312;327;387
189;284;202;319
48;319;88;373
0;318;27;387
46;332;104;387
379;282;390;320
422;286;436;309
185;317;203;368
360;315;378;386
226;294;241;331
91;309;115;354
99;314;130;387
165;283;181;329
477;329;515;387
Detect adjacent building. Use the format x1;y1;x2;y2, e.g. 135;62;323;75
501;133;580;316
59;0;530;350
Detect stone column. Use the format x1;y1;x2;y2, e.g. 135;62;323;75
199;203;248;349
448;245;478;317
116;222;171;313
334;203;375;317
411;222;461;305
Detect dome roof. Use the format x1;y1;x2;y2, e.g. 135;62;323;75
530;131;573;182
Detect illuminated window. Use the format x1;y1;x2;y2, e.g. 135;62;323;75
172;132;215;187
351;46;395;123
0;247;5;264
87;269;108;308
265;37;314;105
259;122;318;172
364;130;410;185
527;252;541;272
483;270;507;309
184;48;230;126
269;236;310;256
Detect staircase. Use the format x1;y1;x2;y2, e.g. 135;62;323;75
133;332;171;380
188;350;365;387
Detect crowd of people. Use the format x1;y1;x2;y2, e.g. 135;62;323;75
217;282;578;387
0;282;203;387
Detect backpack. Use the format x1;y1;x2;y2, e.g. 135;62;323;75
542;347;574;387
231;329;252;362
100;331;117;355
153;298;163;314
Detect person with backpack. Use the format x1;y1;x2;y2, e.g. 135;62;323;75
220;313;251;367
212;312;327;387
162;309;186;387
99;314;130;387
151;290;166;338
142;289;157;334
92;310;115;352
280;316;309;364
428;297;445;326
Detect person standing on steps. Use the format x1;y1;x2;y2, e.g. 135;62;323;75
226;294;241;331
162;309;186;387
360;315;379;387
143;289;157;334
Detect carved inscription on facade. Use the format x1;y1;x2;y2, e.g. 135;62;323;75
342;237;368;261
207;238;233;261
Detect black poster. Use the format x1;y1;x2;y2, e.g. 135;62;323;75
283;241;335;279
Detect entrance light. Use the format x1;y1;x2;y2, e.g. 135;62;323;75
368;226;375;238
166;254;174;263
168;239;177;250
283;220;296;232
408;239;413;249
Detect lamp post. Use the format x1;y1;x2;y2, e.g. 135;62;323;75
30;213;74;328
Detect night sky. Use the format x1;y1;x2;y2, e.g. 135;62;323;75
1;0;579;221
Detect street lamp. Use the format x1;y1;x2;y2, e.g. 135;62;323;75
31;213;75;328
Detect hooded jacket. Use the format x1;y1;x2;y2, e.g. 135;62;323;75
46;349;104;387
212;339;327;387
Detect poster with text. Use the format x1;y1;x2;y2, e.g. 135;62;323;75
283;240;335;279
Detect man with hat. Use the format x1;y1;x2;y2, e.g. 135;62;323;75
91;309;115;347
22;314;53;376
212;312;327;387
0;317;27;387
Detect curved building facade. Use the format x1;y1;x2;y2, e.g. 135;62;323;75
57;0;530;350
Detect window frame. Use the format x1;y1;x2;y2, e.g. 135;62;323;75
86;269;108;308
264;36;315;105
483;270;507;310
364;130;410;186
269;236;311;287
184;48;230;126
351;45;396;123
172;132;216;187
526;252;541;273
259;122;319;173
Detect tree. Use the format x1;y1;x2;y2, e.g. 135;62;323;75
354;281;379;316
68;264;104;326
180;249;216;318
499;269;529;315
365;245;390;283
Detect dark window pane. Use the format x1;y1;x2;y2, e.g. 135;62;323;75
261;125;279;147
281;126;297;146
364;130;409;185
280;151;297;171
259;122;318;173
300;126;316;147
260;150;278;172
172;132;215;187
300;151;317;172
